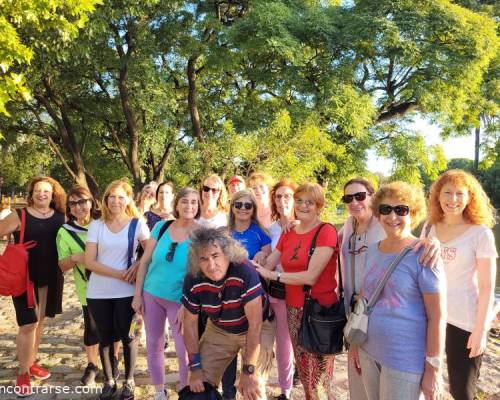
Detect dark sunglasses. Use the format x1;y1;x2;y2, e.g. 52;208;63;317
68;199;90;207
378;204;410;216
166;242;178;262
233;201;253;210
202;185;220;194
342;192;368;204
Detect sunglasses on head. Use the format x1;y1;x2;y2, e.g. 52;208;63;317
165;242;178;262
233;201;253;210
342;192;368;204
202;185;220;194
68;199;90;207
378;204;410;216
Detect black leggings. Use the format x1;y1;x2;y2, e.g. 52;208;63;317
82;305;99;347
446;323;483;400
87;297;138;382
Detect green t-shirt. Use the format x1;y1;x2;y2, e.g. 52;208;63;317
56;226;88;306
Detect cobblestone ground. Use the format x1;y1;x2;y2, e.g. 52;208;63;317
0;273;498;399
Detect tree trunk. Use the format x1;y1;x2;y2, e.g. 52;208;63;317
187;55;204;142
474;126;480;171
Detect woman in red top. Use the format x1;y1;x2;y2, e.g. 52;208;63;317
255;182;338;400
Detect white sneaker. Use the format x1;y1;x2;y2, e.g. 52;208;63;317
154;389;167;400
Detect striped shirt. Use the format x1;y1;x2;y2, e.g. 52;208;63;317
182;262;270;335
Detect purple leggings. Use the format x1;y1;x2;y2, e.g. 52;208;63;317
270;298;294;395
143;291;188;387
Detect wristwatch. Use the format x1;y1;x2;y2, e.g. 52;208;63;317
276;271;282;283
242;364;255;375
425;356;442;370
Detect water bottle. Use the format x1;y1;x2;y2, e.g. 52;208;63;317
129;313;143;340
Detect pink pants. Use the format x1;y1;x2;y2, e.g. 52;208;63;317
143;291;188;388
270;298;294;395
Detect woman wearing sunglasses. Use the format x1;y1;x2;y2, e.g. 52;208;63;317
132;187;201;400
358;182;445;400
57;186;105;386
198;174;228;228
340;177;441;400
255;183;339;400
223;190;272;400
268;179;298;400
425;170;497;400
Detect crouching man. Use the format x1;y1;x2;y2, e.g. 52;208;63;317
182;227;275;400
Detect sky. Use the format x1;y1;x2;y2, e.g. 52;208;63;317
367;119;476;174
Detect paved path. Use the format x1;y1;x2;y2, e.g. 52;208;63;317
0;273;498;399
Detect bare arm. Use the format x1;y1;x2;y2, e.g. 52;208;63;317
253;244;272;265
0;211;20;236
468;257;496;357
84;242;124;279
183;308;205;393
256;246;334;286
421;292;445;399
242;296;263;365
261;249;281;271
58;256;75;272
133;238;156;295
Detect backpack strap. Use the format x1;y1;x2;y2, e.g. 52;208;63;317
63;227;90;282
127;218;139;268
156;219;175;242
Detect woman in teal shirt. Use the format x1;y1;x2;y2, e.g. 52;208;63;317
133;187;201;400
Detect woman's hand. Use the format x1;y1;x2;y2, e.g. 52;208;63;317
252;261;275;281
176;305;185;334
131;294;144;315
253;251;267;266
71;252;85;264
421;364;442;400
414;237;440;268
349;346;361;375
123;262;139;283
467;327;487;357
282;219;300;234
189;369;205;392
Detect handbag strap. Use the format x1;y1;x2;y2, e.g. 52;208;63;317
127;218;139;268
365;242;417;313
349;219;357;295
156;219;174;242
19;208;26;244
304;223;342;297
63;227;89;282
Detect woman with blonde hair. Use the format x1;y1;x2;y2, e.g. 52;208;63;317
198;174;228;228
425;169;497;400
85;179;150;400
247;172;273;228
0;176;66;396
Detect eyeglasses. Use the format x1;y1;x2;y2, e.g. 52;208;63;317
378;204;410;216
342;192;368;204
68;199;90;208
233;201;253;210
166;242;178;262
202;185;220;194
348;231;368;255
275;194;293;201
296;199;315;207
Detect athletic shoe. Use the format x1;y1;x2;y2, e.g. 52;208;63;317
120;381;135;400
29;363;51;380
81;363;99;386
99;382;117;400
15;372;32;398
274;395;291;400
154;390;167;400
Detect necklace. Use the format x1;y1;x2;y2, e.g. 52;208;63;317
32;207;53;217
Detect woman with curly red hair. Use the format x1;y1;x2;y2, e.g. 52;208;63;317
425;169;497;400
0;176;66;396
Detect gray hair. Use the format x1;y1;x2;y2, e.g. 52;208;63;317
188;226;248;277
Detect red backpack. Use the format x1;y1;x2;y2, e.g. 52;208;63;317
0;209;36;307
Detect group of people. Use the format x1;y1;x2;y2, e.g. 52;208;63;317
0;169;497;400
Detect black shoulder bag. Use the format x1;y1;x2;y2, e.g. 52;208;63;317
298;223;347;355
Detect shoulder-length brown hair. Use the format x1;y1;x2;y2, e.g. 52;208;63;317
101;179;140;222
428;169;496;228
66;185;101;221
27;176;66;214
173;187;202;219
270;179;298;221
